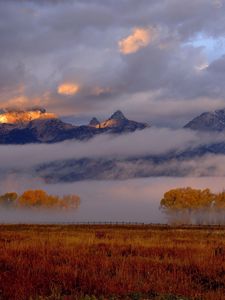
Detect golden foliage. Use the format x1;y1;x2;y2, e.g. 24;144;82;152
214;191;225;208
18;190;59;208
160;187;225;224
160;187;214;211
0;189;80;209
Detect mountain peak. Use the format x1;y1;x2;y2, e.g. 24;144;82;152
0;107;57;124
0;109;149;144
89;117;100;127
109;110;126;120
184;108;225;131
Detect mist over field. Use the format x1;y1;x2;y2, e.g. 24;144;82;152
1;127;225;223
1;176;225;224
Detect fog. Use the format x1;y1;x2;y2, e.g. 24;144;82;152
1;177;225;224
1;128;225;170
1;128;225;223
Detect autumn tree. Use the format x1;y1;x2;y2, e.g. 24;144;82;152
0;189;82;210
213;192;225;209
18;190;59;208
161;187;214;211
160;187;215;224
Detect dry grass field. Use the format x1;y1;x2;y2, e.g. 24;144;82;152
1;224;225;300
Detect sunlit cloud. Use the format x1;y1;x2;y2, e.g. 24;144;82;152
92;86;112;96
118;27;151;54
57;83;80;96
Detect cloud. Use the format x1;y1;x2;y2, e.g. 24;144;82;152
1;0;225;126
118;27;151;54
1;125;225;188
212;0;223;8
117;95;225;128
1;127;225;173
0;128;199;170
57;82;80;95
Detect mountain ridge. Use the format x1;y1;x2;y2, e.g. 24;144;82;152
0;108;149;144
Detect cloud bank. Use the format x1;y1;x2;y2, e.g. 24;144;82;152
1;127;225;183
2;177;225;224
0;127;223;170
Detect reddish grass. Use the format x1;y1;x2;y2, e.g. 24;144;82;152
0;224;225;299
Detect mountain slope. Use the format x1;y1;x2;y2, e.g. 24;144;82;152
184;109;225;131
36;141;225;183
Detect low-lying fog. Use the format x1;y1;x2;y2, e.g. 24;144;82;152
2;128;225;223
1;177;225;224
1;127;225;169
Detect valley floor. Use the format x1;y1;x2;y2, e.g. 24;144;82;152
0;224;225;300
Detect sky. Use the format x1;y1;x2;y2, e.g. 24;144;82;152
1;0;225;127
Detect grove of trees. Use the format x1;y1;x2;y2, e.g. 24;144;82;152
0;189;80;210
160;187;225;224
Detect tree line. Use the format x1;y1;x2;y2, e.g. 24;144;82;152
0;190;80;209
160;187;225;224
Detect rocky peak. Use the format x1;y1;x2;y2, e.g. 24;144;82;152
0;109;149;144
96;110;148;131
109;110;127;120
89;117;100;127
184;108;225;131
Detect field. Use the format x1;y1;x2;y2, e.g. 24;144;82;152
1;224;225;300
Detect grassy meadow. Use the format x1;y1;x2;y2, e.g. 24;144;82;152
0;224;225;300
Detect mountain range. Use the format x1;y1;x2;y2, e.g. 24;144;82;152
2;107;225;145
0;107;148;144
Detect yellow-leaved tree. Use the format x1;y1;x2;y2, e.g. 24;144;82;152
160;187;215;224
18;190;59;208
0;189;80;210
